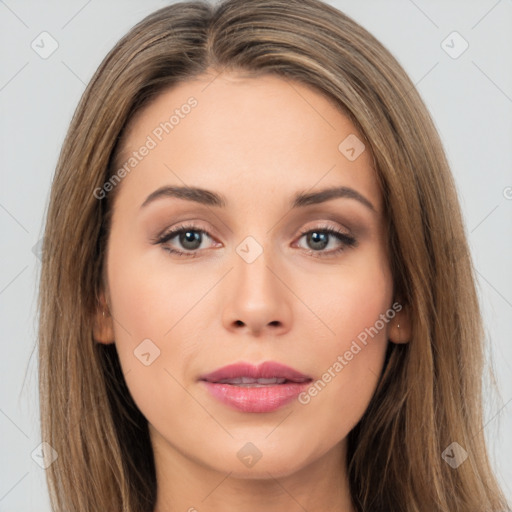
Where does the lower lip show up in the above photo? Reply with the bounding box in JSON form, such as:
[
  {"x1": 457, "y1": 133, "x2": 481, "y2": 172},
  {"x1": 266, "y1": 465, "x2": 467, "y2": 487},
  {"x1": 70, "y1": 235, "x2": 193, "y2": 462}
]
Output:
[{"x1": 201, "y1": 381, "x2": 310, "y2": 413}]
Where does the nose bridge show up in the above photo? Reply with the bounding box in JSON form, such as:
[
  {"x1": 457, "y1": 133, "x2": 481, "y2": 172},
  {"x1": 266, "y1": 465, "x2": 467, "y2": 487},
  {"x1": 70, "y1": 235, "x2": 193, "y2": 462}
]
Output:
[
  {"x1": 221, "y1": 231, "x2": 292, "y2": 335},
  {"x1": 233, "y1": 233, "x2": 280, "y2": 300}
]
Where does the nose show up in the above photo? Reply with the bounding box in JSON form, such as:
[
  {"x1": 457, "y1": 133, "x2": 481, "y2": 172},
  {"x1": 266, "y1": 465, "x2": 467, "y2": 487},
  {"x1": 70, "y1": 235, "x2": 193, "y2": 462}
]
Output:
[{"x1": 221, "y1": 242, "x2": 292, "y2": 338}]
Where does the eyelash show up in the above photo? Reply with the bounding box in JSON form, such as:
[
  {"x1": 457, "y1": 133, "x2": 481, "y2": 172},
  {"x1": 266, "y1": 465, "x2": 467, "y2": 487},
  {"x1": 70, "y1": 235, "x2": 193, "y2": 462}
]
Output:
[{"x1": 153, "y1": 223, "x2": 357, "y2": 259}]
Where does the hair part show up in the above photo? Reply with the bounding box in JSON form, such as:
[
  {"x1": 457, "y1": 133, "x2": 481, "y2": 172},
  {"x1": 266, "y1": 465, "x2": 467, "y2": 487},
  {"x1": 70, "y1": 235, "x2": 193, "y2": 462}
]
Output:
[{"x1": 38, "y1": 0, "x2": 509, "y2": 510}]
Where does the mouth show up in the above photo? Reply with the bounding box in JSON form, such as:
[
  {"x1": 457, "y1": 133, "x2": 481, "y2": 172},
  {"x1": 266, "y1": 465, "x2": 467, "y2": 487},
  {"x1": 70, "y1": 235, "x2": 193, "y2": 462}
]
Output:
[
  {"x1": 199, "y1": 361, "x2": 313, "y2": 413},
  {"x1": 212, "y1": 376, "x2": 308, "y2": 386}
]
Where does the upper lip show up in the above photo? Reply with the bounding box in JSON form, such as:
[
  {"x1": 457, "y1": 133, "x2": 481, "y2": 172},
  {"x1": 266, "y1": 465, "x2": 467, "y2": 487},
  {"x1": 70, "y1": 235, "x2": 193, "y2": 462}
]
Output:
[{"x1": 199, "y1": 361, "x2": 312, "y2": 384}]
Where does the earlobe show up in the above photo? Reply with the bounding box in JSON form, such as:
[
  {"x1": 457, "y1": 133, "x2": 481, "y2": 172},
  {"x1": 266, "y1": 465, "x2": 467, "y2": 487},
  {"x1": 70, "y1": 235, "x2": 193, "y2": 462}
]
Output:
[
  {"x1": 92, "y1": 293, "x2": 115, "y2": 344},
  {"x1": 388, "y1": 306, "x2": 411, "y2": 344}
]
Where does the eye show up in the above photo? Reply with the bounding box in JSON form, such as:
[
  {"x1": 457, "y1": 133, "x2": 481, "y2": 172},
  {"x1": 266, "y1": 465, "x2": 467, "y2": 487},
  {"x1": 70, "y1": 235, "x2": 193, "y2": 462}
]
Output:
[
  {"x1": 154, "y1": 223, "x2": 216, "y2": 258},
  {"x1": 153, "y1": 222, "x2": 357, "y2": 258},
  {"x1": 295, "y1": 224, "x2": 357, "y2": 257}
]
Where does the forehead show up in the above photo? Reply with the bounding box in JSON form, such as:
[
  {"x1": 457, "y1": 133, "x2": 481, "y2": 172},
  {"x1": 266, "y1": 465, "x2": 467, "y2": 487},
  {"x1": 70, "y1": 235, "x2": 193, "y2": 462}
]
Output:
[{"x1": 113, "y1": 71, "x2": 381, "y2": 214}]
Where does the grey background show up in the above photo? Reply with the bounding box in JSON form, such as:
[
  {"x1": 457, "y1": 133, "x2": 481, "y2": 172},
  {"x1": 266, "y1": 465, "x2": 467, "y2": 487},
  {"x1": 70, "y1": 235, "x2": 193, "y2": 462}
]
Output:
[{"x1": 1, "y1": 0, "x2": 511, "y2": 510}]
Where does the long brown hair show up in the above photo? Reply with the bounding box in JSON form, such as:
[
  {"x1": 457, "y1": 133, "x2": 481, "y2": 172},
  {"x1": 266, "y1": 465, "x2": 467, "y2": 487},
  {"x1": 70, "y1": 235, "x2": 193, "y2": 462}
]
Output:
[{"x1": 37, "y1": 0, "x2": 510, "y2": 510}]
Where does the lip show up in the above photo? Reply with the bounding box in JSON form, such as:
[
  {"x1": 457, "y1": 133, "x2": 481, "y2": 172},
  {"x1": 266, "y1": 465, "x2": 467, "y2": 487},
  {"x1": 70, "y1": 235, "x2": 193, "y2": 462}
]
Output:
[{"x1": 199, "y1": 361, "x2": 312, "y2": 413}]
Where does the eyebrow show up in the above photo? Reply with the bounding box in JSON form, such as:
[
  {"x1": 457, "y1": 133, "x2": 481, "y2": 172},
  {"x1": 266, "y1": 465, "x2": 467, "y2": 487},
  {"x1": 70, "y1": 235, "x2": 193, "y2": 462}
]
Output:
[{"x1": 140, "y1": 185, "x2": 376, "y2": 212}]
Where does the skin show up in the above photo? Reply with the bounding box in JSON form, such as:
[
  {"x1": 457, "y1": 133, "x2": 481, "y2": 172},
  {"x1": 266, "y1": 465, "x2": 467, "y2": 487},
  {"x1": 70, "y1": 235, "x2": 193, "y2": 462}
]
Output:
[{"x1": 94, "y1": 71, "x2": 411, "y2": 512}]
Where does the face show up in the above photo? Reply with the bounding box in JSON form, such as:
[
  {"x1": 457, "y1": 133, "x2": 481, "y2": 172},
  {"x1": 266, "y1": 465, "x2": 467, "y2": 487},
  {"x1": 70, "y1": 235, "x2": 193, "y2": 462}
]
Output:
[{"x1": 96, "y1": 71, "x2": 404, "y2": 480}]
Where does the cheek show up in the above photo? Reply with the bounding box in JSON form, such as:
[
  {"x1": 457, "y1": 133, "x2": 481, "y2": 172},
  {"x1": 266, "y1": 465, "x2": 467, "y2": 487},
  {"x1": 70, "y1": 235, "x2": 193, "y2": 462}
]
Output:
[
  {"x1": 296, "y1": 251, "x2": 393, "y2": 431},
  {"x1": 299, "y1": 246, "x2": 393, "y2": 347},
  {"x1": 105, "y1": 245, "x2": 202, "y2": 428},
  {"x1": 104, "y1": 240, "x2": 191, "y2": 386},
  {"x1": 106, "y1": 239, "x2": 203, "y2": 343}
]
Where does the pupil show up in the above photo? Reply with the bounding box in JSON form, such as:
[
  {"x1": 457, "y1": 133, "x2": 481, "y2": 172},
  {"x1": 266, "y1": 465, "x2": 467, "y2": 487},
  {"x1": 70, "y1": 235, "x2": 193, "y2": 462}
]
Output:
[
  {"x1": 308, "y1": 231, "x2": 328, "y2": 250},
  {"x1": 181, "y1": 231, "x2": 201, "y2": 250}
]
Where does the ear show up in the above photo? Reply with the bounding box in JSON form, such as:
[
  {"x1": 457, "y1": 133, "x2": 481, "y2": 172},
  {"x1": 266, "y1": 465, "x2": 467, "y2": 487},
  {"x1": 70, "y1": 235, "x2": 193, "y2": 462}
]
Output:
[
  {"x1": 388, "y1": 304, "x2": 411, "y2": 344},
  {"x1": 92, "y1": 291, "x2": 115, "y2": 344}
]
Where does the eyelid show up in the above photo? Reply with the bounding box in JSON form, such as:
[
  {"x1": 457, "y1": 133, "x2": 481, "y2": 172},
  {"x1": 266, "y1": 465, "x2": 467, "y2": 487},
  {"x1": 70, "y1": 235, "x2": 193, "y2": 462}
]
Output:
[
  {"x1": 153, "y1": 220, "x2": 351, "y2": 243},
  {"x1": 296, "y1": 220, "x2": 351, "y2": 236},
  {"x1": 154, "y1": 221, "x2": 216, "y2": 243}
]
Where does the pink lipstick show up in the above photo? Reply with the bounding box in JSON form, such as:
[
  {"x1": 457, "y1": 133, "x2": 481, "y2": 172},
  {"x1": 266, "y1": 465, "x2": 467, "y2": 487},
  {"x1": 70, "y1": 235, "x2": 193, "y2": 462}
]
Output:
[{"x1": 199, "y1": 361, "x2": 312, "y2": 413}]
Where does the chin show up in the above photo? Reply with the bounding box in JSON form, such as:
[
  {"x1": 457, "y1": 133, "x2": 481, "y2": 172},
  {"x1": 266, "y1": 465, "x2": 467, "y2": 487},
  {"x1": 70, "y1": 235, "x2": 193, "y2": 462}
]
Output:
[{"x1": 204, "y1": 437, "x2": 320, "y2": 480}]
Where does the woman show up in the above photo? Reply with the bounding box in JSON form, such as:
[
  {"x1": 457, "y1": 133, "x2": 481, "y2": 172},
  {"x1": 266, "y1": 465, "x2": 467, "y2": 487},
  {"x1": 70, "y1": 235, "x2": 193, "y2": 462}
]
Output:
[{"x1": 37, "y1": 0, "x2": 510, "y2": 510}]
